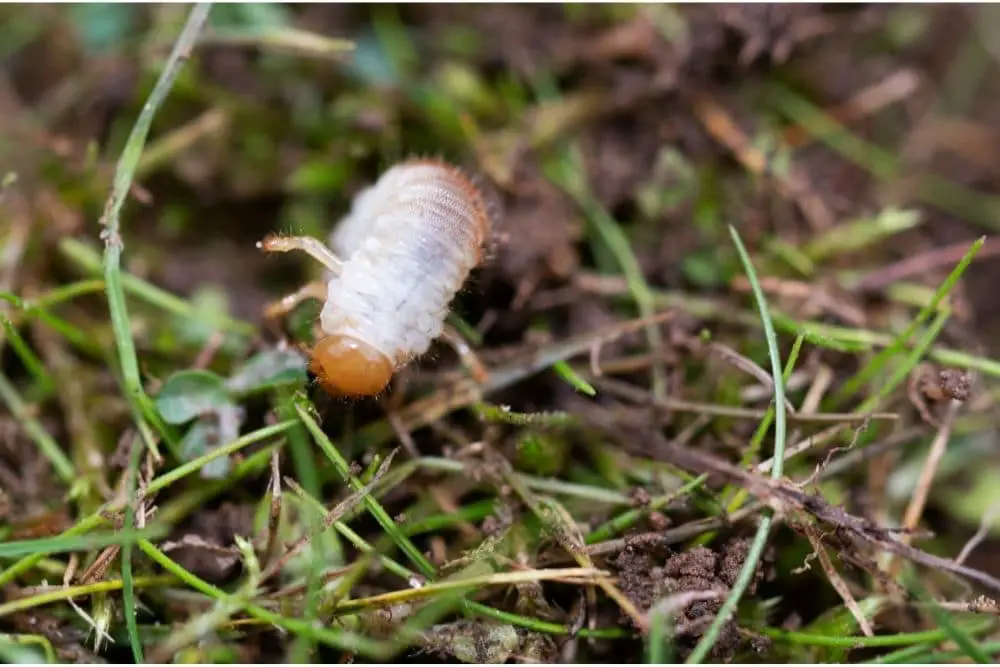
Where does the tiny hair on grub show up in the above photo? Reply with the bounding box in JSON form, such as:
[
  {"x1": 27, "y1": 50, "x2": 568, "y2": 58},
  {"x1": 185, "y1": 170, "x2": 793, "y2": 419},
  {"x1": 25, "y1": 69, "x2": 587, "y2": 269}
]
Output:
[{"x1": 260, "y1": 157, "x2": 494, "y2": 397}]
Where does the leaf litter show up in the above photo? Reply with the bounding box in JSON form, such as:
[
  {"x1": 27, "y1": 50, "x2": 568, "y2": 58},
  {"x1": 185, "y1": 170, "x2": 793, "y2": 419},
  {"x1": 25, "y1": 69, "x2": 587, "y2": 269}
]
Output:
[{"x1": 3, "y1": 3, "x2": 1000, "y2": 664}]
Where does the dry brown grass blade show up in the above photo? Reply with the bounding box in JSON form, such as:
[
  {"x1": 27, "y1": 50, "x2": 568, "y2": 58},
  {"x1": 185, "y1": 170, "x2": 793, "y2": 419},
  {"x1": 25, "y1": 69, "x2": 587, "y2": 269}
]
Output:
[
  {"x1": 329, "y1": 566, "x2": 610, "y2": 615},
  {"x1": 887, "y1": 399, "x2": 962, "y2": 579},
  {"x1": 782, "y1": 69, "x2": 921, "y2": 149},
  {"x1": 262, "y1": 449, "x2": 283, "y2": 570},
  {"x1": 803, "y1": 523, "x2": 875, "y2": 636},
  {"x1": 956, "y1": 501, "x2": 1000, "y2": 566},
  {"x1": 730, "y1": 275, "x2": 868, "y2": 327},
  {"x1": 531, "y1": 496, "x2": 649, "y2": 633},
  {"x1": 690, "y1": 91, "x2": 836, "y2": 231}
]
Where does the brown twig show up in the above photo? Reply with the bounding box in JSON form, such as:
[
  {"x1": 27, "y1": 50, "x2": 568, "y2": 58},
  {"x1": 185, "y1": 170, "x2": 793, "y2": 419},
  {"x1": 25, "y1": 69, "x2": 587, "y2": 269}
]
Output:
[
  {"x1": 363, "y1": 310, "x2": 679, "y2": 442},
  {"x1": 649, "y1": 437, "x2": 1000, "y2": 597},
  {"x1": 702, "y1": 340, "x2": 797, "y2": 415},
  {"x1": 730, "y1": 275, "x2": 868, "y2": 327},
  {"x1": 852, "y1": 236, "x2": 1000, "y2": 293},
  {"x1": 387, "y1": 410, "x2": 421, "y2": 459},
  {"x1": 192, "y1": 330, "x2": 226, "y2": 370}
]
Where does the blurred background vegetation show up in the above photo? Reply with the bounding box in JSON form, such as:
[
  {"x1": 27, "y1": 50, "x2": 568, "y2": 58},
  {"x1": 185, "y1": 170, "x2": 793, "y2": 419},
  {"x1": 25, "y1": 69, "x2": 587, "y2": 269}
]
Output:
[{"x1": 3, "y1": 3, "x2": 1000, "y2": 663}]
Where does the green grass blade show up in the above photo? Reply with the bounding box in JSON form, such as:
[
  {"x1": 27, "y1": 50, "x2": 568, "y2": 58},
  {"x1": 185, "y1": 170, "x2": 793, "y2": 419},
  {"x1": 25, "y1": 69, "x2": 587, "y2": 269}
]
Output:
[
  {"x1": 0, "y1": 513, "x2": 105, "y2": 586},
  {"x1": 295, "y1": 403, "x2": 437, "y2": 578},
  {"x1": 0, "y1": 526, "x2": 165, "y2": 559},
  {"x1": 647, "y1": 601, "x2": 676, "y2": 663},
  {"x1": 685, "y1": 225, "x2": 787, "y2": 664},
  {"x1": 463, "y1": 600, "x2": 630, "y2": 639},
  {"x1": 546, "y1": 146, "x2": 667, "y2": 399},
  {"x1": 94, "y1": 3, "x2": 214, "y2": 660},
  {"x1": 904, "y1": 571, "x2": 991, "y2": 663},
  {"x1": 727, "y1": 333, "x2": 804, "y2": 504},
  {"x1": 97, "y1": 1, "x2": 212, "y2": 449},
  {"x1": 552, "y1": 359, "x2": 597, "y2": 395},
  {"x1": 0, "y1": 315, "x2": 53, "y2": 393},
  {"x1": 281, "y1": 393, "x2": 324, "y2": 661},
  {"x1": 857, "y1": 306, "x2": 951, "y2": 415},
  {"x1": 835, "y1": 237, "x2": 983, "y2": 405},
  {"x1": 760, "y1": 619, "x2": 994, "y2": 650},
  {"x1": 766, "y1": 83, "x2": 1000, "y2": 231},
  {"x1": 121, "y1": 432, "x2": 144, "y2": 662},
  {"x1": 137, "y1": 539, "x2": 387, "y2": 658},
  {"x1": 144, "y1": 420, "x2": 295, "y2": 498},
  {"x1": 0, "y1": 291, "x2": 101, "y2": 355},
  {"x1": 59, "y1": 238, "x2": 255, "y2": 338}
]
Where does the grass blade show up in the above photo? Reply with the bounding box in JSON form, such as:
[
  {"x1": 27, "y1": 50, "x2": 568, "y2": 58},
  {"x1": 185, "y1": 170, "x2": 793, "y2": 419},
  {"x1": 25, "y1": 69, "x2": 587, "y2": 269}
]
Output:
[
  {"x1": 903, "y1": 571, "x2": 992, "y2": 664},
  {"x1": 759, "y1": 619, "x2": 994, "y2": 650},
  {"x1": 546, "y1": 146, "x2": 668, "y2": 400},
  {"x1": 295, "y1": 403, "x2": 437, "y2": 578},
  {"x1": 0, "y1": 371, "x2": 74, "y2": 484},
  {"x1": 137, "y1": 539, "x2": 386, "y2": 658},
  {"x1": 685, "y1": 225, "x2": 788, "y2": 663},
  {"x1": 0, "y1": 526, "x2": 166, "y2": 559},
  {"x1": 121, "y1": 432, "x2": 144, "y2": 662},
  {"x1": 280, "y1": 392, "x2": 325, "y2": 661},
  {"x1": 834, "y1": 237, "x2": 984, "y2": 405},
  {"x1": 95, "y1": 3, "x2": 214, "y2": 661}
]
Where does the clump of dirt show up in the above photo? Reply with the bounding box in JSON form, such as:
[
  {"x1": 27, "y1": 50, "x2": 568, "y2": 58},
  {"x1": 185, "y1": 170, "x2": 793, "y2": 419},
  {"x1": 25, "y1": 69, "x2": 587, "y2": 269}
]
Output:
[
  {"x1": 612, "y1": 536, "x2": 765, "y2": 661},
  {"x1": 420, "y1": 620, "x2": 559, "y2": 664},
  {"x1": 489, "y1": 160, "x2": 582, "y2": 309}
]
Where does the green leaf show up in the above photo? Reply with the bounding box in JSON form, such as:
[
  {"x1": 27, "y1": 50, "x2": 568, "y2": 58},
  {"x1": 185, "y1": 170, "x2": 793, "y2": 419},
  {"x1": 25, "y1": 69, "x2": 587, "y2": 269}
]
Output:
[
  {"x1": 802, "y1": 597, "x2": 881, "y2": 662},
  {"x1": 178, "y1": 403, "x2": 244, "y2": 479},
  {"x1": 155, "y1": 370, "x2": 230, "y2": 424},
  {"x1": 178, "y1": 420, "x2": 221, "y2": 479},
  {"x1": 226, "y1": 348, "x2": 309, "y2": 395}
]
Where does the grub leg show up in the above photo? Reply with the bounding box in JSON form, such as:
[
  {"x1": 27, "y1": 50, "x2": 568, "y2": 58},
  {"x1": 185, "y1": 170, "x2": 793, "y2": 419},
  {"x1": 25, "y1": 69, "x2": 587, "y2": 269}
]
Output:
[
  {"x1": 257, "y1": 233, "x2": 344, "y2": 275},
  {"x1": 264, "y1": 280, "x2": 328, "y2": 321}
]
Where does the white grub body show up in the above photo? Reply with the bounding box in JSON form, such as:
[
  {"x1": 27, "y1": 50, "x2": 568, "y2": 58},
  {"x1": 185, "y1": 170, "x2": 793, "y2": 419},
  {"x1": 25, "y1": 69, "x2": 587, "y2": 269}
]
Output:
[{"x1": 320, "y1": 159, "x2": 490, "y2": 369}]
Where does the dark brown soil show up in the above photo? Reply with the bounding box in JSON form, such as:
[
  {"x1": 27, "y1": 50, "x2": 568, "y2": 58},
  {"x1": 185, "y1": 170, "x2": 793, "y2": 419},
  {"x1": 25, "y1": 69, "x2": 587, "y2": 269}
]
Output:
[{"x1": 3, "y1": 3, "x2": 1000, "y2": 663}]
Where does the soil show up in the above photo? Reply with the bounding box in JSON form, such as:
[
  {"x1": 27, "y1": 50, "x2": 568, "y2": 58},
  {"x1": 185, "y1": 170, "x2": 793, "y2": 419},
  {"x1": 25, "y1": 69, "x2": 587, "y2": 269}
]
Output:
[{"x1": 3, "y1": 3, "x2": 1000, "y2": 664}]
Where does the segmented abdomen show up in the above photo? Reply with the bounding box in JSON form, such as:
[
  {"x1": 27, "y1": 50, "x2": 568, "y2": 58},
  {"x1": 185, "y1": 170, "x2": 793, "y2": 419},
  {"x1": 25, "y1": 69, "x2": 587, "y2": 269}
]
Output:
[{"x1": 320, "y1": 159, "x2": 490, "y2": 365}]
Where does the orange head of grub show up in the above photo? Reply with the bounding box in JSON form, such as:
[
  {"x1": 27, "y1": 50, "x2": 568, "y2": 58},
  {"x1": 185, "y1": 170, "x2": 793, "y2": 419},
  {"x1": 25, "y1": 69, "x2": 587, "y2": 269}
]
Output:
[{"x1": 308, "y1": 334, "x2": 394, "y2": 397}]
